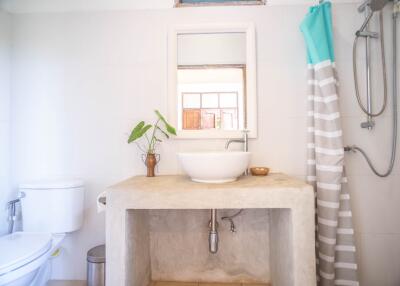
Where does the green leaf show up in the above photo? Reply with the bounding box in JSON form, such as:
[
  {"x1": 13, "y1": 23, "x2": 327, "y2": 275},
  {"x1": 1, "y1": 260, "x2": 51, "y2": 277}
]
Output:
[
  {"x1": 128, "y1": 122, "x2": 152, "y2": 143},
  {"x1": 133, "y1": 121, "x2": 145, "y2": 133},
  {"x1": 128, "y1": 121, "x2": 145, "y2": 143},
  {"x1": 165, "y1": 124, "x2": 177, "y2": 135},
  {"x1": 154, "y1": 110, "x2": 166, "y2": 122},
  {"x1": 154, "y1": 110, "x2": 177, "y2": 136},
  {"x1": 139, "y1": 124, "x2": 152, "y2": 137}
]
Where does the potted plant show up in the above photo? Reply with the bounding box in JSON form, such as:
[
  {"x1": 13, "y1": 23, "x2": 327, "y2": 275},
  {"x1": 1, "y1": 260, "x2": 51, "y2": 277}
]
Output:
[{"x1": 128, "y1": 110, "x2": 177, "y2": 177}]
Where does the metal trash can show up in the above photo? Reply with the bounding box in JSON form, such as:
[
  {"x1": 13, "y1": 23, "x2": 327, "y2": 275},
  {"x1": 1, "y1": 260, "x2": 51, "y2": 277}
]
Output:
[{"x1": 87, "y1": 244, "x2": 105, "y2": 286}]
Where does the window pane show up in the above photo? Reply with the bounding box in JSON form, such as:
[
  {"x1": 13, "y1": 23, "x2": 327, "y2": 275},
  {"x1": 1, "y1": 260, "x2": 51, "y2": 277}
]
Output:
[
  {"x1": 183, "y1": 109, "x2": 201, "y2": 130},
  {"x1": 201, "y1": 110, "x2": 218, "y2": 129},
  {"x1": 220, "y1": 93, "x2": 237, "y2": 108},
  {"x1": 202, "y1": 93, "x2": 219, "y2": 108},
  {"x1": 221, "y1": 109, "x2": 238, "y2": 130},
  {"x1": 183, "y1": 93, "x2": 200, "y2": 108}
]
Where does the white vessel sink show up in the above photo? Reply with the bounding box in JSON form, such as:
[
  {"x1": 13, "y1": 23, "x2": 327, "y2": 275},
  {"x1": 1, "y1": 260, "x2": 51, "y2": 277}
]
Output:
[{"x1": 178, "y1": 152, "x2": 251, "y2": 183}]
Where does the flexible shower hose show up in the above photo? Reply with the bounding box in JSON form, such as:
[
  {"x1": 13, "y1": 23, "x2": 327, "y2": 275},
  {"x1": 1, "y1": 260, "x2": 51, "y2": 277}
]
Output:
[{"x1": 347, "y1": 10, "x2": 398, "y2": 177}]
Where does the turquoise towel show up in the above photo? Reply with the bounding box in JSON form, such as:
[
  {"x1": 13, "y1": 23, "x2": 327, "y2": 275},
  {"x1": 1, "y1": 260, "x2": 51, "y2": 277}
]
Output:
[{"x1": 300, "y1": 1, "x2": 335, "y2": 65}]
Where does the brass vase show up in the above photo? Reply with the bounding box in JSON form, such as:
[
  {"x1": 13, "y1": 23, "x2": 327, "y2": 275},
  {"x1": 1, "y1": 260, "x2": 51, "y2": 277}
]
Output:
[{"x1": 145, "y1": 153, "x2": 158, "y2": 177}]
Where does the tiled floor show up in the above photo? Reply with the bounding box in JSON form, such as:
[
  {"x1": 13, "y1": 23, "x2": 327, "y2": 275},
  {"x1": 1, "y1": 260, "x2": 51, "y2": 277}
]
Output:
[{"x1": 152, "y1": 282, "x2": 270, "y2": 286}]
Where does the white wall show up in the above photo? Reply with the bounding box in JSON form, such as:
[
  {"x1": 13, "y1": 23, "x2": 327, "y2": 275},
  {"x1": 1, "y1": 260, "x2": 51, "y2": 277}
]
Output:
[
  {"x1": 0, "y1": 0, "x2": 359, "y2": 13},
  {"x1": 0, "y1": 9, "x2": 11, "y2": 236},
  {"x1": 6, "y1": 2, "x2": 400, "y2": 285}
]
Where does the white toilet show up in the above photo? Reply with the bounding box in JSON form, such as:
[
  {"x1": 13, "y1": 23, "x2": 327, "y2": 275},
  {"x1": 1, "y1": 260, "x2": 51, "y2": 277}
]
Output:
[{"x1": 0, "y1": 179, "x2": 84, "y2": 286}]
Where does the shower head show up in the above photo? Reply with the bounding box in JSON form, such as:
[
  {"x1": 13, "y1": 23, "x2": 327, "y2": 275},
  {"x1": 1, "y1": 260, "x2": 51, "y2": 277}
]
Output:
[
  {"x1": 358, "y1": 0, "x2": 391, "y2": 13},
  {"x1": 356, "y1": 0, "x2": 391, "y2": 35},
  {"x1": 369, "y1": 0, "x2": 390, "y2": 11}
]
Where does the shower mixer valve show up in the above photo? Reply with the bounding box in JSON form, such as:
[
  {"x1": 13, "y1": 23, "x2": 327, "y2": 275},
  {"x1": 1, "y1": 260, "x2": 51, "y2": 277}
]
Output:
[{"x1": 360, "y1": 120, "x2": 375, "y2": 129}]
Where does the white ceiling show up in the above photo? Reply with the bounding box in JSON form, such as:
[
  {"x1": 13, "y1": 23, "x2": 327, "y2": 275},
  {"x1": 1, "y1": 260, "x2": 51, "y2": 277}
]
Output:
[{"x1": 0, "y1": 0, "x2": 359, "y2": 13}]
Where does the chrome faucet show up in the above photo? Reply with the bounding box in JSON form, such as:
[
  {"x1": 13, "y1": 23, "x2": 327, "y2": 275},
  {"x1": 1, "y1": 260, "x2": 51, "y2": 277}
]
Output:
[
  {"x1": 225, "y1": 130, "x2": 249, "y2": 152},
  {"x1": 225, "y1": 130, "x2": 249, "y2": 175}
]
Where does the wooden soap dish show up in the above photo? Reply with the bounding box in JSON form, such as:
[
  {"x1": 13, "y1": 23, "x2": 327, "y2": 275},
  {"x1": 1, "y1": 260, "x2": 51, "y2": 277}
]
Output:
[{"x1": 250, "y1": 167, "x2": 270, "y2": 176}]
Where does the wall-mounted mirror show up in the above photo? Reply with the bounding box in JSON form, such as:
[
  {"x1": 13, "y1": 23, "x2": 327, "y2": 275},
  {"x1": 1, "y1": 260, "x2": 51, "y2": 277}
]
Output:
[{"x1": 168, "y1": 23, "x2": 257, "y2": 139}]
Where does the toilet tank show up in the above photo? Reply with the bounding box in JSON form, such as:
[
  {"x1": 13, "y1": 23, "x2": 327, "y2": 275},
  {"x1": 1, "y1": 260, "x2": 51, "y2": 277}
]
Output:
[{"x1": 19, "y1": 179, "x2": 84, "y2": 233}]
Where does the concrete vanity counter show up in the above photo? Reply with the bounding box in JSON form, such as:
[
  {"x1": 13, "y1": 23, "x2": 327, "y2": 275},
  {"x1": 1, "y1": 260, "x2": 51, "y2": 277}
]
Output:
[{"x1": 106, "y1": 174, "x2": 316, "y2": 286}]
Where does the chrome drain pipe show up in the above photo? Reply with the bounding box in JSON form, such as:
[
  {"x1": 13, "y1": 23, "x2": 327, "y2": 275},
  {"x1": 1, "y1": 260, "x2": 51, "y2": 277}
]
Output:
[{"x1": 208, "y1": 209, "x2": 218, "y2": 254}]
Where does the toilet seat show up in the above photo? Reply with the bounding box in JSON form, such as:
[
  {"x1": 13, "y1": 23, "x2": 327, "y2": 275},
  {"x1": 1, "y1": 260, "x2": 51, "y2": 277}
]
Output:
[
  {"x1": 0, "y1": 232, "x2": 65, "y2": 286},
  {"x1": 0, "y1": 232, "x2": 52, "y2": 283}
]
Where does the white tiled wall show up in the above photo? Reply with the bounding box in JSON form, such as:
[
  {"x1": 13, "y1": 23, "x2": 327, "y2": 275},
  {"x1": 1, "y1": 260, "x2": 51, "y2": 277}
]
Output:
[
  {"x1": 3, "y1": 2, "x2": 400, "y2": 285},
  {"x1": 0, "y1": 10, "x2": 11, "y2": 236}
]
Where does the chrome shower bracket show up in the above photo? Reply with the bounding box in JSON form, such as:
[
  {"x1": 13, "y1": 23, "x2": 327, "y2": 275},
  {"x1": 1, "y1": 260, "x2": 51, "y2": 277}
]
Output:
[{"x1": 356, "y1": 31, "x2": 379, "y2": 38}]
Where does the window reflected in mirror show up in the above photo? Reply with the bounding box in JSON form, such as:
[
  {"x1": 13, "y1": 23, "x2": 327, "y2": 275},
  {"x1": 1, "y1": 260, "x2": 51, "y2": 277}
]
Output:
[
  {"x1": 178, "y1": 66, "x2": 245, "y2": 131},
  {"x1": 176, "y1": 32, "x2": 247, "y2": 132}
]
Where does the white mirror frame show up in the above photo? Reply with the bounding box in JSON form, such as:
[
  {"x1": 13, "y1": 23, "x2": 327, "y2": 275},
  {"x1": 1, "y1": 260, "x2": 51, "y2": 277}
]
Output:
[{"x1": 167, "y1": 23, "x2": 257, "y2": 139}]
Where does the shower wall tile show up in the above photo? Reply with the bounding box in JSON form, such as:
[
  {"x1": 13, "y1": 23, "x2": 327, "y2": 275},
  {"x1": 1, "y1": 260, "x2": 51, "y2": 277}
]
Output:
[
  {"x1": 255, "y1": 9, "x2": 285, "y2": 64},
  {"x1": 358, "y1": 234, "x2": 400, "y2": 286},
  {"x1": 387, "y1": 235, "x2": 400, "y2": 285},
  {"x1": 249, "y1": 114, "x2": 308, "y2": 176},
  {"x1": 282, "y1": 116, "x2": 308, "y2": 176},
  {"x1": 358, "y1": 234, "x2": 391, "y2": 286},
  {"x1": 332, "y1": 4, "x2": 364, "y2": 63},
  {"x1": 335, "y1": 67, "x2": 365, "y2": 118},
  {"x1": 347, "y1": 174, "x2": 400, "y2": 235}
]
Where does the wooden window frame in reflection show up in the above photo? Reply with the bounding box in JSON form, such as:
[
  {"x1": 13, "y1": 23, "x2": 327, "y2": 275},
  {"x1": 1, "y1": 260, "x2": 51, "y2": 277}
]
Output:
[{"x1": 179, "y1": 64, "x2": 246, "y2": 131}]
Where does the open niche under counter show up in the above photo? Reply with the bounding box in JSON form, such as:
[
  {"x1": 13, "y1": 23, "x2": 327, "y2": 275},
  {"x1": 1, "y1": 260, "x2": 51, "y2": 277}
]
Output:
[{"x1": 106, "y1": 174, "x2": 316, "y2": 286}]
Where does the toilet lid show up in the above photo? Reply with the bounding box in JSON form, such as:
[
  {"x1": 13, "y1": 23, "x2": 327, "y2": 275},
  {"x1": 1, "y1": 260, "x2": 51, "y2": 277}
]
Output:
[
  {"x1": 19, "y1": 179, "x2": 84, "y2": 189},
  {"x1": 0, "y1": 232, "x2": 52, "y2": 275}
]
